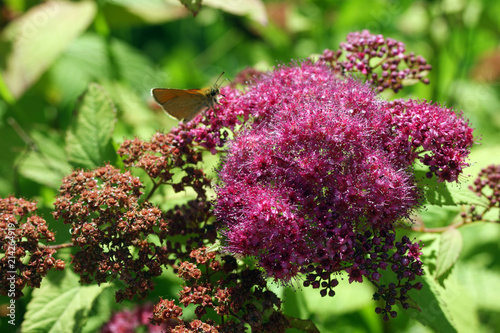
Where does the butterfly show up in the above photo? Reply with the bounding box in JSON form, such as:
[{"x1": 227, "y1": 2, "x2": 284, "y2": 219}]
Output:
[{"x1": 151, "y1": 72, "x2": 225, "y2": 122}]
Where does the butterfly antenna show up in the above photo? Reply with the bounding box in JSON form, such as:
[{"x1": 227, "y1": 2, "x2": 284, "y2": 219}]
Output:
[{"x1": 214, "y1": 71, "x2": 225, "y2": 88}]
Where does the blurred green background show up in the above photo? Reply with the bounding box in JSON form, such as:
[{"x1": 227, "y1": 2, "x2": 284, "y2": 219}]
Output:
[{"x1": 1, "y1": 1, "x2": 500, "y2": 332}]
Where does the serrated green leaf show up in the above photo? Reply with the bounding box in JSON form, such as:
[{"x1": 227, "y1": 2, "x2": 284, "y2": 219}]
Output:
[
  {"x1": 407, "y1": 275, "x2": 458, "y2": 333},
  {"x1": 49, "y1": 33, "x2": 160, "y2": 106},
  {"x1": 435, "y1": 228, "x2": 462, "y2": 281},
  {"x1": 21, "y1": 269, "x2": 109, "y2": 333},
  {"x1": 101, "y1": 81, "x2": 163, "y2": 139},
  {"x1": 82, "y1": 287, "x2": 116, "y2": 333},
  {"x1": 403, "y1": 271, "x2": 482, "y2": 333},
  {"x1": 430, "y1": 273, "x2": 480, "y2": 333},
  {"x1": 66, "y1": 83, "x2": 117, "y2": 169},
  {"x1": 1, "y1": 1, "x2": 96, "y2": 99},
  {"x1": 445, "y1": 183, "x2": 489, "y2": 207},
  {"x1": 18, "y1": 129, "x2": 72, "y2": 188},
  {"x1": 416, "y1": 170, "x2": 488, "y2": 207}
]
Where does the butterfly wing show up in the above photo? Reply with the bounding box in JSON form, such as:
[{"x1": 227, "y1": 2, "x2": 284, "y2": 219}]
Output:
[{"x1": 151, "y1": 88, "x2": 211, "y2": 121}]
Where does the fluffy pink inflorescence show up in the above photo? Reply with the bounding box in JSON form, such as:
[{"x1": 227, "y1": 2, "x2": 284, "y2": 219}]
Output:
[
  {"x1": 379, "y1": 99, "x2": 475, "y2": 182},
  {"x1": 213, "y1": 61, "x2": 474, "y2": 282},
  {"x1": 320, "y1": 29, "x2": 432, "y2": 93},
  {"x1": 101, "y1": 303, "x2": 168, "y2": 333}
]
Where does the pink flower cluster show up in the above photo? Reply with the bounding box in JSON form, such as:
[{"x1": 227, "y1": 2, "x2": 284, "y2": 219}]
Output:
[
  {"x1": 320, "y1": 29, "x2": 432, "y2": 92},
  {"x1": 101, "y1": 304, "x2": 168, "y2": 333},
  {"x1": 213, "y1": 61, "x2": 473, "y2": 288}
]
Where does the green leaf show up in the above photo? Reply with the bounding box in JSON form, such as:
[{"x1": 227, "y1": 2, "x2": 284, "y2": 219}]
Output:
[
  {"x1": 204, "y1": 0, "x2": 268, "y2": 25},
  {"x1": 101, "y1": 81, "x2": 165, "y2": 140},
  {"x1": 82, "y1": 287, "x2": 116, "y2": 333},
  {"x1": 286, "y1": 315, "x2": 320, "y2": 333},
  {"x1": 446, "y1": 182, "x2": 489, "y2": 207},
  {"x1": 1, "y1": 1, "x2": 96, "y2": 99},
  {"x1": 66, "y1": 83, "x2": 117, "y2": 169},
  {"x1": 435, "y1": 273, "x2": 481, "y2": 333},
  {"x1": 460, "y1": 223, "x2": 500, "y2": 259},
  {"x1": 100, "y1": 0, "x2": 267, "y2": 27},
  {"x1": 375, "y1": 246, "x2": 474, "y2": 332},
  {"x1": 435, "y1": 228, "x2": 462, "y2": 282},
  {"x1": 283, "y1": 285, "x2": 309, "y2": 319},
  {"x1": 298, "y1": 271, "x2": 374, "y2": 318},
  {"x1": 416, "y1": 170, "x2": 488, "y2": 207},
  {"x1": 18, "y1": 129, "x2": 72, "y2": 188},
  {"x1": 101, "y1": 0, "x2": 190, "y2": 27},
  {"x1": 49, "y1": 33, "x2": 161, "y2": 107},
  {"x1": 408, "y1": 274, "x2": 471, "y2": 333},
  {"x1": 455, "y1": 262, "x2": 500, "y2": 312},
  {"x1": 21, "y1": 269, "x2": 109, "y2": 333}
]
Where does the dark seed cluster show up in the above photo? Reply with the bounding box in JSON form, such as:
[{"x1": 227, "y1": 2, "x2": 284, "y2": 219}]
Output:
[
  {"x1": 0, "y1": 196, "x2": 65, "y2": 298},
  {"x1": 301, "y1": 231, "x2": 424, "y2": 321},
  {"x1": 149, "y1": 247, "x2": 289, "y2": 332},
  {"x1": 52, "y1": 165, "x2": 169, "y2": 302}
]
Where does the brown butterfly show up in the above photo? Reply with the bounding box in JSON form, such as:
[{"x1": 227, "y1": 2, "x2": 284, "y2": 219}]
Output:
[{"x1": 151, "y1": 72, "x2": 225, "y2": 122}]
